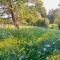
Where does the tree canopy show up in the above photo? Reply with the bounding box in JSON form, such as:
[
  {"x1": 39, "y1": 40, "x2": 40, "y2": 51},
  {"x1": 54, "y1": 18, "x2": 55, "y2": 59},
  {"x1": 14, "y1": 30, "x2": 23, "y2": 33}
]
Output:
[{"x1": 0, "y1": 0, "x2": 47, "y2": 27}]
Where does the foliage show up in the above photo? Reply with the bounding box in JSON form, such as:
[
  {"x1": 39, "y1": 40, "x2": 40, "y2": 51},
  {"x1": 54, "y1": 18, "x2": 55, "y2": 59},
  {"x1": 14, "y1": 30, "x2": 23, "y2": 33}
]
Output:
[
  {"x1": 48, "y1": 8, "x2": 60, "y2": 29},
  {"x1": 48, "y1": 50, "x2": 60, "y2": 60},
  {"x1": 35, "y1": 18, "x2": 49, "y2": 27},
  {"x1": 0, "y1": 27, "x2": 60, "y2": 60},
  {"x1": 48, "y1": 24, "x2": 58, "y2": 29},
  {"x1": 0, "y1": 0, "x2": 47, "y2": 26},
  {"x1": 48, "y1": 9, "x2": 55, "y2": 23},
  {"x1": 18, "y1": 3, "x2": 40, "y2": 25},
  {"x1": 0, "y1": 18, "x2": 12, "y2": 24}
]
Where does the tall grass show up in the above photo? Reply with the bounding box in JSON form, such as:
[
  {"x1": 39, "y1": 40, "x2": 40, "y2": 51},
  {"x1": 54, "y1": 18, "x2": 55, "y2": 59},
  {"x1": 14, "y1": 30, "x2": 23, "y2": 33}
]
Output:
[{"x1": 0, "y1": 27, "x2": 60, "y2": 60}]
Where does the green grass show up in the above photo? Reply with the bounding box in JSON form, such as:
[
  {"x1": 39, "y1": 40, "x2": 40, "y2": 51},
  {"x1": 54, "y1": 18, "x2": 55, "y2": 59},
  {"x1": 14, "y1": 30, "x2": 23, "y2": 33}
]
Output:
[{"x1": 0, "y1": 27, "x2": 60, "y2": 60}]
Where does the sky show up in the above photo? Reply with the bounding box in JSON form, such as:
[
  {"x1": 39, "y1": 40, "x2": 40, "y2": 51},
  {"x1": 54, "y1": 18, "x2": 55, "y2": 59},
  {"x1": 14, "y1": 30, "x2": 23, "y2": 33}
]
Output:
[{"x1": 43, "y1": 0, "x2": 59, "y2": 13}]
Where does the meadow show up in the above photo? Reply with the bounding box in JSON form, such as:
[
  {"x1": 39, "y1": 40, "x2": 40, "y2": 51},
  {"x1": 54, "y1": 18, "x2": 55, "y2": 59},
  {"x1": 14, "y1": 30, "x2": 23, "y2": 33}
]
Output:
[{"x1": 0, "y1": 27, "x2": 60, "y2": 60}]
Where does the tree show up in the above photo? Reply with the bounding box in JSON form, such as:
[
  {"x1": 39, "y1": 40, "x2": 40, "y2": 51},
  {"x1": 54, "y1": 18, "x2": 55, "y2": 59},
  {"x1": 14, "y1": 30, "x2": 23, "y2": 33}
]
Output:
[
  {"x1": 54, "y1": 9, "x2": 60, "y2": 28},
  {"x1": 48, "y1": 9, "x2": 55, "y2": 23},
  {"x1": 0, "y1": 0, "x2": 46, "y2": 27},
  {"x1": 0, "y1": 0, "x2": 20, "y2": 28},
  {"x1": 33, "y1": 0, "x2": 46, "y2": 17}
]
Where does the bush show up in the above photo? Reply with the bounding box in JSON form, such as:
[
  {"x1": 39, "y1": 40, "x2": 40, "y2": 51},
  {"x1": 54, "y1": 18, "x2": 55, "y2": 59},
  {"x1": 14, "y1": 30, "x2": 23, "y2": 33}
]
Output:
[
  {"x1": 36, "y1": 18, "x2": 49, "y2": 28},
  {"x1": 48, "y1": 24, "x2": 58, "y2": 29},
  {"x1": 48, "y1": 50, "x2": 60, "y2": 60}
]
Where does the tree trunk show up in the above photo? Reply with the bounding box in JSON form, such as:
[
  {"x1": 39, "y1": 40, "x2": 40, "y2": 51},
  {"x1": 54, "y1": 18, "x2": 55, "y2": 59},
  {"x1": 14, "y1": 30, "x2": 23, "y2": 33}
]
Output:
[
  {"x1": 9, "y1": 3, "x2": 19, "y2": 29},
  {"x1": 11, "y1": 10, "x2": 19, "y2": 29}
]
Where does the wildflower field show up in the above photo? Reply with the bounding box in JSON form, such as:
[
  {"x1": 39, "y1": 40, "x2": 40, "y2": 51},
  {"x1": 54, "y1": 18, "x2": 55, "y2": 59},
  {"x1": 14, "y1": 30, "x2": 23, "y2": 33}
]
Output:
[{"x1": 0, "y1": 27, "x2": 60, "y2": 60}]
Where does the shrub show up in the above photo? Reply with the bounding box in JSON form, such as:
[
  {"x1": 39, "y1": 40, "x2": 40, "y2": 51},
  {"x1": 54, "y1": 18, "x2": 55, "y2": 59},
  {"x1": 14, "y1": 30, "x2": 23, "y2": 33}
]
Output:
[
  {"x1": 36, "y1": 18, "x2": 49, "y2": 28},
  {"x1": 48, "y1": 24, "x2": 58, "y2": 29}
]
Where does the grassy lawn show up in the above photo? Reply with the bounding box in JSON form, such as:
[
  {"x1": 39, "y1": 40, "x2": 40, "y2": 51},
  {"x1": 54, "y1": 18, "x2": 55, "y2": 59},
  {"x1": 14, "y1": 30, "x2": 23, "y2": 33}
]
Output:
[{"x1": 0, "y1": 27, "x2": 60, "y2": 60}]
